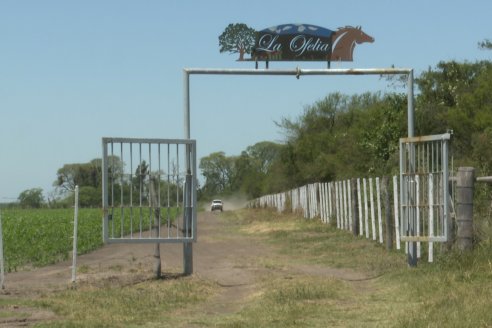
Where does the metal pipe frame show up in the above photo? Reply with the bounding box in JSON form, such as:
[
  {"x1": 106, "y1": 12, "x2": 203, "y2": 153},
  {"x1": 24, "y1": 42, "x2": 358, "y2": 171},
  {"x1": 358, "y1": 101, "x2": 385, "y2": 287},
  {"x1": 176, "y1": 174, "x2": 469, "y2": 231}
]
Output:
[
  {"x1": 183, "y1": 66, "x2": 415, "y2": 140},
  {"x1": 183, "y1": 66, "x2": 416, "y2": 269},
  {"x1": 102, "y1": 138, "x2": 197, "y2": 245}
]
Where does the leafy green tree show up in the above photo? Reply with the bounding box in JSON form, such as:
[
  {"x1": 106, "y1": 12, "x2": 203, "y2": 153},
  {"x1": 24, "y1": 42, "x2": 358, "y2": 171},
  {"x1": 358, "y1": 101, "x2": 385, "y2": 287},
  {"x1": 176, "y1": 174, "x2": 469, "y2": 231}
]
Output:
[
  {"x1": 54, "y1": 159, "x2": 103, "y2": 192},
  {"x1": 199, "y1": 152, "x2": 236, "y2": 196},
  {"x1": 219, "y1": 23, "x2": 257, "y2": 61},
  {"x1": 18, "y1": 188, "x2": 44, "y2": 208},
  {"x1": 358, "y1": 93, "x2": 406, "y2": 174},
  {"x1": 416, "y1": 60, "x2": 492, "y2": 163},
  {"x1": 276, "y1": 92, "x2": 388, "y2": 184},
  {"x1": 245, "y1": 141, "x2": 282, "y2": 174},
  {"x1": 53, "y1": 157, "x2": 123, "y2": 207},
  {"x1": 416, "y1": 61, "x2": 488, "y2": 109}
]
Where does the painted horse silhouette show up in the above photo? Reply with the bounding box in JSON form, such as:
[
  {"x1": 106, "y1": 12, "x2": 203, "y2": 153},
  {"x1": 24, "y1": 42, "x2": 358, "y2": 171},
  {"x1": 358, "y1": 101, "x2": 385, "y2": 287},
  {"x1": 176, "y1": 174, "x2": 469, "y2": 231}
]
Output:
[
  {"x1": 331, "y1": 26, "x2": 374, "y2": 61},
  {"x1": 251, "y1": 24, "x2": 374, "y2": 62}
]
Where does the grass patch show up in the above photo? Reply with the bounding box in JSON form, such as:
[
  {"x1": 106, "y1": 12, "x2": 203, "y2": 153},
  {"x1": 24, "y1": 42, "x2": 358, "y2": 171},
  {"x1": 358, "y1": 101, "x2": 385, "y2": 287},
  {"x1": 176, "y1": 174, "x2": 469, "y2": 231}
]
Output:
[
  {"x1": 221, "y1": 208, "x2": 492, "y2": 327},
  {"x1": 33, "y1": 277, "x2": 216, "y2": 327},
  {"x1": 199, "y1": 275, "x2": 405, "y2": 328},
  {"x1": 233, "y1": 208, "x2": 407, "y2": 275}
]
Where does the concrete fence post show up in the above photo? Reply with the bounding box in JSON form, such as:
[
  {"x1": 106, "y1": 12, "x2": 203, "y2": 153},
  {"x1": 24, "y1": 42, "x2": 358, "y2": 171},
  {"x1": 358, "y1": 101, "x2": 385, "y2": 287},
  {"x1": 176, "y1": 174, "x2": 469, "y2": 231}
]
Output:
[
  {"x1": 456, "y1": 167, "x2": 475, "y2": 251},
  {"x1": 351, "y1": 179, "x2": 359, "y2": 236}
]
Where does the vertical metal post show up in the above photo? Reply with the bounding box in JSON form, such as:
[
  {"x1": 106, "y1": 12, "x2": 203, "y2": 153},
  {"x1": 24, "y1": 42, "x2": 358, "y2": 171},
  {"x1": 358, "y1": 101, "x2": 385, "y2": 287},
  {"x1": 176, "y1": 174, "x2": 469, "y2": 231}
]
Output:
[
  {"x1": 191, "y1": 143, "x2": 198, "y2": 239},
  {"x1": 407, "y1": 70, "x2": 414, "y2": 138},
  {"x1": 407, "y1": 69, "x2": 417, "y2": 267},
  {"x1": 443, "y1": 139, "x2": 451, "y2": 247},
  {"x1": 0, "y1": 209, "x2": 5, "y2": 289},
  {"x1": 72, "y1": 185, "x2": 79, "y2": 284},
  {"x1": 183, "y1": 70, "x2": 193, "y2": 275},
  {"x1": 102, "y1": 140, "x2": 109, "y2": 243}
]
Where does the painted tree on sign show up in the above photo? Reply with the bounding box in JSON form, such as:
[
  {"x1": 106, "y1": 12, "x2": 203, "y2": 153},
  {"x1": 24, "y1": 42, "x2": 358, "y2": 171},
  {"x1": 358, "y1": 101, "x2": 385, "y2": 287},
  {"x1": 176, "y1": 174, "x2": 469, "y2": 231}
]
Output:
[{"x1": 219, "y1": 23, "x2": 257, "y2": 61}]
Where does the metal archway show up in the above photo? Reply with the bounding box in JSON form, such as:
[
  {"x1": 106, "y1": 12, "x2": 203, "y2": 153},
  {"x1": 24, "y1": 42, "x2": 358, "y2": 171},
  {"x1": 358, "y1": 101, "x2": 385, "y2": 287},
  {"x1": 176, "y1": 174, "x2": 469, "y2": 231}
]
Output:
[{"x1": 183, "y1": 67, "x2": 417, "y2": 272}]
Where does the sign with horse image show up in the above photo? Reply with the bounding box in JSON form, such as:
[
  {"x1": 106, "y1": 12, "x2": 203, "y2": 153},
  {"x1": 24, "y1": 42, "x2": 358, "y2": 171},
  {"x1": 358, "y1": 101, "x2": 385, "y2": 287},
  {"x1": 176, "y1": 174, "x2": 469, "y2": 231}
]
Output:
[{"x1": 247, "y1": 24, "x2": 374, "y2": 63}]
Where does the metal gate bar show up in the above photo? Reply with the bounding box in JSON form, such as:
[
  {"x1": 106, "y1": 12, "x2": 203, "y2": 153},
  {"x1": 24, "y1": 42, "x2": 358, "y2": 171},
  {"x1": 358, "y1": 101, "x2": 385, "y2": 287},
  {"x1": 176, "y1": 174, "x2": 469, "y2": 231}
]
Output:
[
  {"x1": 102, "y1": 137, "x2": 197, "y2": 244},
  {"x1": 399, "y1": 133, "x2": 451, "y2": 243}
]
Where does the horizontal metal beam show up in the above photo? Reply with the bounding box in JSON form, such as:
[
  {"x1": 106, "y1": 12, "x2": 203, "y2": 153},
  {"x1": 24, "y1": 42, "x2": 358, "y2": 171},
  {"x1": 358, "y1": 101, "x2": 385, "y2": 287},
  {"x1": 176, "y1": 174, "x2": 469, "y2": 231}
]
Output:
[
  {"x1": 400, "y1": 133, "x2": 452, "y2": 144},
  {"x1": 102, "y1": 137, "x2": 196, "y2": 145},
  {"x1": 184, "y1": 67, "x2": 412, "y2": 76},
  {"x1": 107, "y1": 238, "x2": 194, "y2": 244}
]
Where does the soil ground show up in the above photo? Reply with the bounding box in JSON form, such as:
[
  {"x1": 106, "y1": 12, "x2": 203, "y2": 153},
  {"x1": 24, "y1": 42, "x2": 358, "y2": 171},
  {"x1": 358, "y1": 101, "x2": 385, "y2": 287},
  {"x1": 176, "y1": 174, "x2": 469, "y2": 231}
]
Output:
[{"x1": 0, "y1": 210, "x2": 369, "y2": 326}]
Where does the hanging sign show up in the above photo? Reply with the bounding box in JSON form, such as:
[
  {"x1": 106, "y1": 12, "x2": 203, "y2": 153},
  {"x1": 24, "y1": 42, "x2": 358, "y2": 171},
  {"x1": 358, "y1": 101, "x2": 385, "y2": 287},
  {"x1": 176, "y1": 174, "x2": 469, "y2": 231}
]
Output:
[{"x1": 252, "y1": 24, "x2": 374, "y2": 63}]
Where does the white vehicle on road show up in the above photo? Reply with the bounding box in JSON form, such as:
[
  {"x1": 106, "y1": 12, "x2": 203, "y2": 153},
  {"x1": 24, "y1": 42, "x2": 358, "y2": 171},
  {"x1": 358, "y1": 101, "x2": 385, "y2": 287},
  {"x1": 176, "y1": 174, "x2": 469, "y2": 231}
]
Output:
[{"x1": 210, "y1": 199, "x2": 223, "y2": 212}]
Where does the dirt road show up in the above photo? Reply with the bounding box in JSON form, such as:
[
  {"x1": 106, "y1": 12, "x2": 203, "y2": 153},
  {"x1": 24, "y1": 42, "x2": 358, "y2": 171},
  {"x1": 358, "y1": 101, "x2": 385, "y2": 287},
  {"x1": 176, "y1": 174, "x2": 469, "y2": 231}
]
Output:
[
  {"x1": 0, "y1": 210, "x2": 368, "y2": 326},
  {"x1": 2, "y1": 210, "x2": 269, "y2": 291}
]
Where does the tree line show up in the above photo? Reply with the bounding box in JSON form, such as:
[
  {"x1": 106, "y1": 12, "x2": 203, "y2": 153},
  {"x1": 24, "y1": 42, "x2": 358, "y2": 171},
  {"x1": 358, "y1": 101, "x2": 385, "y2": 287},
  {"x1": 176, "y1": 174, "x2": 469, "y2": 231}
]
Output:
[
  {"x1": 9, "y1": 59, "x2": 492, "y2": 208},
  {"x1": 199, "y1": 59, "x2": 492, "y2": 200}
]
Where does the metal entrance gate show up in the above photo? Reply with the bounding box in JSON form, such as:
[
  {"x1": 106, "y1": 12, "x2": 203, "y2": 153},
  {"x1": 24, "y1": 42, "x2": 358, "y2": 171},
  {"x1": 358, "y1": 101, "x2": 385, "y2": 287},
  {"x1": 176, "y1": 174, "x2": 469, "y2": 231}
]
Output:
[
  {"x1": 102, "y1": 137, "x2": 197, "y2": 244},
  {"x1": 399, "y1": 133, "x2": 451, "y2": 245}
]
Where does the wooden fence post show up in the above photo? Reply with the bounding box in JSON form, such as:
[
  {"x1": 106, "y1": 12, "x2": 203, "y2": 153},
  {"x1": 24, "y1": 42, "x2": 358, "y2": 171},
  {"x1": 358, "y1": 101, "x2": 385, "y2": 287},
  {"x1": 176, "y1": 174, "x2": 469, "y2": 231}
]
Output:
[
  {"x1": 456, "y1": 167, "x2": 475, "y2": 251},
  {"x1": 351, "y1": 178, "x2": 359, "y2": 236},
  {"x1": 149, "y1": 177, "x2": 162, "y2": 279},
  {"x1": 382, "y1": 176, "x2": 393, "y2": 251}
]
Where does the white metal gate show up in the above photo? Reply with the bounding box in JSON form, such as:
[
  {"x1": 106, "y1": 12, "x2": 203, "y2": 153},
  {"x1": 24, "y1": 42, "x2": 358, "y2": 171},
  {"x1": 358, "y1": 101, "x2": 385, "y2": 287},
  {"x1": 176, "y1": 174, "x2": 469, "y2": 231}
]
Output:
[
  {"x1": 102, "y1": 137, "x2": 197, "y2": 244},
  {"x1": 399, "y1": 133, "x2": 451, "y2": 243}
]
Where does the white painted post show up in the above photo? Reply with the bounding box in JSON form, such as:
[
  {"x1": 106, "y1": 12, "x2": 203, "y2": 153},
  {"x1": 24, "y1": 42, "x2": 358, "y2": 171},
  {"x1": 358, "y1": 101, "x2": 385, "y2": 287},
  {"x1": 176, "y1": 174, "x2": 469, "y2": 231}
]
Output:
[
  {"x1": 335, "y1": 182, "x2": 340, "y2": 228},
  {"x1": 314, "y1": 184, "x2": 318, "y2": 218},
  {"x1": 303, "y1": 186, "x2": 309, "y2": 219},
  {"x1": 347, "y1": 180, "x2": 353, "y2": 232},
  {"x1": 309, "y1": 184, "x2": 314, "y2": 219},
  {"x1": 300, "y1": 188, "x2": 304, "y2": 217},
  {"x1": 342, "y1": 180, "x2": 347, "y2": 230},
  {"x1": 298, "y1": 189, "x2": 301, "y2": 215},
  {"x1": 369, "y1": 178, "x2": 376, "y2": 241},
  {"x1": 357, "y1": 178, "x2": 363, "y2": 236},
  {"x1": 71, "y1": 185, "x2": 80, "y2": 284},
  {"x1": 323, "y1": 184, "x2": 326, "y2": 221},
  {"x1": 0, "y1": 209, "x2": 5, "y2": 289},
  {"x1": 311, "y1": 183, "x2": 318, "y2": 219},
  {"x1": 328, "y1": 183, "x2": 333, "y2": 221},
  {"x1": 340, "y1": 181, "x2": 345, "y2": 229},
  {"x1": 393, "y1": 176, "x2": 401, "y2": 250},
  {"x1": 308, "y1": 185, "x2": 312, "y2": 218},
  {"x1": 376, "y1": 177, "x2": 383, "y2": 244},
  {"x1": 307, "y1": 186, "x2": 311, "y2": 218},
  {"x1": 428, "y1": 174, "x2": 434, "y2": 262},
  {"x1": 323, "y1": 183, "x2": 329, "y2": 223},
  {"x1": 363, "y1": 178, "x2": 369, "y2": 239}
]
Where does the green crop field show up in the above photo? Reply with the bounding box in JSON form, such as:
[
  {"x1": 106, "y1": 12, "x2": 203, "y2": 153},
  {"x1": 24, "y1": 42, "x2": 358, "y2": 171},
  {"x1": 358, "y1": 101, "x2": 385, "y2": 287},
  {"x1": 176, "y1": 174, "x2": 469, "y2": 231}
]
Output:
[
  {"x1": 0, "y1": 207, "x2": 180, "y2": 272},
  {"x1": 1, "y1": 208, "x2": 102, "y2": 271}
]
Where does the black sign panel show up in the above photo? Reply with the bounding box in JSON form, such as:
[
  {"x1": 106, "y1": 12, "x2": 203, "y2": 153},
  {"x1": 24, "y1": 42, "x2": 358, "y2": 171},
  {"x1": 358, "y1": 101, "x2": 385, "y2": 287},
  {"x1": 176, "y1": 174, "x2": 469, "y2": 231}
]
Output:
[{"x1": 253, "y1": 24, "x2": 334, "y2": 61}]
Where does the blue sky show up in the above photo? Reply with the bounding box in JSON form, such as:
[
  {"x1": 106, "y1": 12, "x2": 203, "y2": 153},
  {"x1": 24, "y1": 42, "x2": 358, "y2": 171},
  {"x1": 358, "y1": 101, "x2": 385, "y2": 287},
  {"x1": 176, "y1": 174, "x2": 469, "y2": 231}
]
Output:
[{"x1": 1, "y1": 0, "x2": 491, "y2": 201}]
